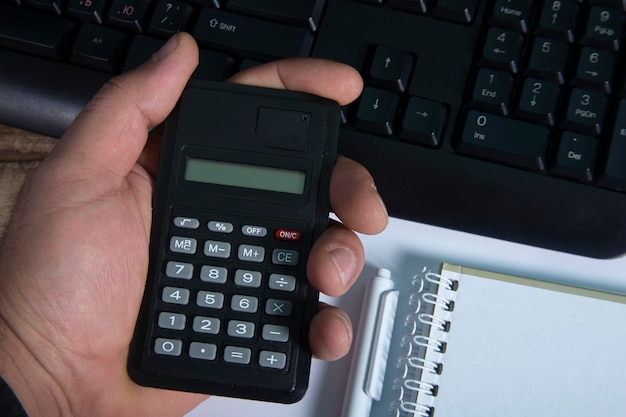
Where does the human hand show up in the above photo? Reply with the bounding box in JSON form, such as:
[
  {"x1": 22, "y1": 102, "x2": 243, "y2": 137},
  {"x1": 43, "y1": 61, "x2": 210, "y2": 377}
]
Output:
[{"x1": 0, "y1": 33, "x2": 388, "y2": 417}]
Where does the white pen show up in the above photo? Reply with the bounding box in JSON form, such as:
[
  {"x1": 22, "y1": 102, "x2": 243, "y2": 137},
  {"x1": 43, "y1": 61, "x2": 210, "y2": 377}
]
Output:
[{"x1": 341, "y1": 268, "x2": 399, "y2": 417}]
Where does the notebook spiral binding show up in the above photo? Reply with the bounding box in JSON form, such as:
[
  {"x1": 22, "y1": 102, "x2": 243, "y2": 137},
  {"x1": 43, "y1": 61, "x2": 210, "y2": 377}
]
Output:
[{"x1": 389, "y1": 267, "x2": 458, "y2": 417}]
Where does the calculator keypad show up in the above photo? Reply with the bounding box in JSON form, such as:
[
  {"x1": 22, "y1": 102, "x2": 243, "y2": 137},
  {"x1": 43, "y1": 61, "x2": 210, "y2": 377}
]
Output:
[{"x1": 150, "y1": 208, "x2": 307, "y2": 372}]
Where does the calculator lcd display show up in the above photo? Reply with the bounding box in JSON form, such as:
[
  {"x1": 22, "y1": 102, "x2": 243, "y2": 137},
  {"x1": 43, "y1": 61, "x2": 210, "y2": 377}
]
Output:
[{"x1": 184, "y1": 158, "x2": 306, "y2": 195}]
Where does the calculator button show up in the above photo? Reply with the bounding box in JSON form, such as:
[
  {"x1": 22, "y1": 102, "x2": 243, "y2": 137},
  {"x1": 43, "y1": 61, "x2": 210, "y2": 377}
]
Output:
[
  {"x1": 165, "y1": 261, "x2": 193, "y2": 279},
  {"x1": 208, "y1": 221, "x2": 234, "y2": 233},
  {"x1": 274, "y1": 228, "x2": 301, "y2": 241},
  {"x1": 162, "y1": 286, "x2": 190, "y2": 305},
  {"x1": 197, "y1": 290, "x2": 225, "y2": 309},
  {"x1": 231, "y1": 295, "x2": 259, "y2": 313},
  {"x1": 158, "y1": 312, "x2": 186, "y2": 330},
  {"x1": 272, "y1": 248, "x2": 299, "y2": 266},
  {"x1": 269, "y1": 274, "x2": 296, "y2": 292},
  {"x1": 238, "y1": 244, "x2": 265, "y2": 263},
  {"x1": 173, "y1": 217, "x2": 200, "y2": 229},
  {"x1": 259, "y1": 351, "x2": 287, "y2": 369},
  {"x1": 154, "y1": 338, "x2": 182, "y2": 356},
  {"x1": 189, "y1": 342, "x2": 217, "y2": 360},
  {"x1": 262, "y1": 324, "x2": 289, "y2": 342},
  {"x1": 241, "y1": 225, "x2": 268, "y2": 237},
  {"x1": 234, "y1": 269, "x2": 262, "y2": 288},
  {"x1": 170, "y1": 236, "x2": 197, "y2": 255},
  {"x1": 192, "y1": 316, "x2": 221, "y2": 334},
  {"x1": 200, "y1": 265, "x2": 228, "y2": 283},
  {"x1": 266, "y1": 299, "x2": 292, "y2": 316},
  {"x1": 204, "y1": 240, "x2": 231, "y2": 258},
  {"x1": 227, "y1": 320, "x2": 255, "y2": 338},
  {"x1": 224, "y1": 346, "x2": 251, "y2": 364}
]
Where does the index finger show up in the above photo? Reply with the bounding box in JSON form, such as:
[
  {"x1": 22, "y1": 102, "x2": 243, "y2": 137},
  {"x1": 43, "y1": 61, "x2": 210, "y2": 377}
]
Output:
[{"x1": 226, "y1": 58, "x2": 363, "y2": 106}]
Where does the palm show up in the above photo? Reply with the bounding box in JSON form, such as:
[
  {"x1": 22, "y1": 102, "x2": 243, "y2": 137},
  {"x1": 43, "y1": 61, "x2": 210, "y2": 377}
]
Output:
[{"x1": 1, "y1": 159, "x2": 204, "y2": 415}]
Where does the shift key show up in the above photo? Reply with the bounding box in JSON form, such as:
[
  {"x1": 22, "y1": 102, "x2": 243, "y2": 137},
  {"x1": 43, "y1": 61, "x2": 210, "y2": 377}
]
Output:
[
  {"x1": 193, "y1": 8, "x2": 313, "y2": 60},
  {"x1": 459, "y1": 111, "x2": 550, "y2": 172}
]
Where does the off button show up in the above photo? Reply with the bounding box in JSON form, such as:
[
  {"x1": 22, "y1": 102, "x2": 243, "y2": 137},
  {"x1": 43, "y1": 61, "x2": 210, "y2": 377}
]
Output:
[{"x1": 241, "y1": 225, "x2": 267, "y2": 237}]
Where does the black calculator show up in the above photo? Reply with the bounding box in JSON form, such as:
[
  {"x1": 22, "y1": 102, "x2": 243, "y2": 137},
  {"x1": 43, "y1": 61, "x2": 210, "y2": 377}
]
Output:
[{"x1": 128, "y1": 81, "x2": 340, "y2": 403}]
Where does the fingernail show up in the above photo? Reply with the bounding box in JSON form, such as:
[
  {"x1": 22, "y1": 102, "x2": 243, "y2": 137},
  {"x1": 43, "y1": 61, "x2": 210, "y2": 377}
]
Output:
[
  {"x1": 151, "y1": 33, "x2": 180, "y2": 62},
  {"x1": 330, "y1": 247, "x2": 357, "y2": 287},
  {"x1": 371, "y1": 182, "x2": 388, "y2": 218}
]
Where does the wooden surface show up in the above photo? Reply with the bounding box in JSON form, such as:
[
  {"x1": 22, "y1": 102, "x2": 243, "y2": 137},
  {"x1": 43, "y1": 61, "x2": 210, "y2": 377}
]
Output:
[{"x1": 0, "y1": 125, "x2": 57, "y2": 232}]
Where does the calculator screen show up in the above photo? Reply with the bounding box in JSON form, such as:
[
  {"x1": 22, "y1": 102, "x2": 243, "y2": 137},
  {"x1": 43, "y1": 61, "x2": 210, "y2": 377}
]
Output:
[{"x1": 184, "y1": 158, "x2": 306, "y2": 195}]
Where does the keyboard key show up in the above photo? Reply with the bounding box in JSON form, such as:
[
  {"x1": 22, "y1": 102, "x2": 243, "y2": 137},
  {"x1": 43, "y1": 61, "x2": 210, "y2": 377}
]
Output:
[
  {"x1": 599, "y1": 99, "x2": 626, "y2": 190},
  {"x1": 0, "y1": 4, "x2": 74, "y2": 60},
  {"x1": 123, "y1": 34, "x2": 165, "y2": 71},
  {"x1": 582, "y1": 6, "x2": 623, "y2": 51},
  {"x1": 564, "y1": 89, "x2": 607, "y2": 136},
  {"x1": 459, "y1": 110, "x2": 550, "y2": 171},
  {"x1": 471, "y1": 68, "x2": 514, "y2": 115},
  {"x1": 398, "y1": 96, "x2": 447, "y2": 147},
  {"x1": 353, "y1": 87, "x2": 399, "y2": 136},
  {"x1": 574, "y1": 47, "x2": 615, "y2": 94},
  {"x1": 432, "y1": 0, "x2": 478, "y2": 24},
  {"x1": 516, "y1": 78, "x2": 560, "y2": 126},
  {"x1": 552, "y1": 132, "x2": 598, "y2": 182},
  {"x1": 226, "y1": 0, "x2": 326, "y2": 31},
  {"x1": 481, "y1": 27, "x2": 524, "y2": 73},
  {"x1": 535, "y1": 0, "x2": 578, "y2": 43},
  {"x1": 148, "y1": 0, "x2": 193, "y2": 36},
  {"x1": 106, "y1": 0, "x2": 151, "y2": 32},
  {"x1": 193, "y1": 8, "x2": 313, "y2": 60},
  {"x1": 490, "y1": 0, "x2": 533, "y2": 33},
  {"x1": 70, "y1": 23, "x2": 127, "y2": 73},
  {"x1": 367, "y1": 45, "x2": 414, "y2": 93},
  {"x1": 526, "y1": 37, "x2": 568, "y2": 84},
  {"x1": 66, "y1": 0, "x2": 106, "y2": 23},
  {"x1": 25, "y1": 0, "x2": 63, "y2": 14},
  {"x1": 388, "y1": 0, "x2": 429, "y2": 14}
]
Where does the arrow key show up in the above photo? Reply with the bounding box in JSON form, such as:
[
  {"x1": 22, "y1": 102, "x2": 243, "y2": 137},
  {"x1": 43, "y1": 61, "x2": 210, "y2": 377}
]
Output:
[
  {"x1": 367, "y1": 44, "x2": 414, "y2": 93},
  {"x1": 398, "y1": 96, "x2": 447, "y2": 147},
  {"x1": 353, "y1": 87, "x2": 399, "y2": 136},
  {"x1": 481, "y1": 27, "x2": 523, "y2": 74},
  {"x1": 573, "y1": 47, "x2": 614, "y2": 94},
  {"x1": 516, "y1": 78, "x2": 560, "y2": 126}
]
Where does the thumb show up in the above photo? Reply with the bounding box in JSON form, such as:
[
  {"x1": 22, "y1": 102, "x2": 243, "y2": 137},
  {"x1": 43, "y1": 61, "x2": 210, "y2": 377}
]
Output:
[{"x1": 50, "y1": 32, "x2": 199, "y2": 186}]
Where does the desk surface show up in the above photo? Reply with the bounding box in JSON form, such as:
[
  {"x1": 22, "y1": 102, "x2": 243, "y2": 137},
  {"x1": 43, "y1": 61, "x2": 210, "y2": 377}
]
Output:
[{"x1": 0, "y1": 125, "x2": 56, "y2": 232}]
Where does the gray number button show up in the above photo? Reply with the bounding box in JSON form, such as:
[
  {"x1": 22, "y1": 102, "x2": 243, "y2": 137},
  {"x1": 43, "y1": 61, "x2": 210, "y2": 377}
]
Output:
[
  {"x1": 166, "y1": 261, "x2": 193, "y2": 279},
  {"x1": 154, "y1": 338, "x2": 182, "y2": 356},
  {"x1": 162, "y1": 287, "x2": 190, "y2": 305},
  {"x1": 231, "y1": 295, "x2": 258, "y2": 313}
]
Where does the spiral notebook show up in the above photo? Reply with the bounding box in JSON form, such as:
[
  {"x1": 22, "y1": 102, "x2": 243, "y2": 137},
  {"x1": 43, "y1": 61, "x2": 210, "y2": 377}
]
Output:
[{"x1": 342, "y1": 263, "x2": 626, "y2": 417}]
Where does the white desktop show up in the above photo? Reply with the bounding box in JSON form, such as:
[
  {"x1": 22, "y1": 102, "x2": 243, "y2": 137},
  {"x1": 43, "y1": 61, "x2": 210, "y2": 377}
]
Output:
[{"x1": 185, "y1": 216, "x2": 626, "y2": 417}]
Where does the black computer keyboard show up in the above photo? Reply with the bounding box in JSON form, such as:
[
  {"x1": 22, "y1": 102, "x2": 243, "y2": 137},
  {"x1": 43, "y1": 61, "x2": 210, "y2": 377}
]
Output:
[{"x1": 1, "y1": 0, "x2": 626, "y2": 258}]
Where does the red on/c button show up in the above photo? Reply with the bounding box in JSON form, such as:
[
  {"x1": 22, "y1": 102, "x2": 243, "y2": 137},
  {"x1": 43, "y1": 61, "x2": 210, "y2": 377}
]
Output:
[{"x1": 275, "y1": 229, "x2": 301, "y2": 241}]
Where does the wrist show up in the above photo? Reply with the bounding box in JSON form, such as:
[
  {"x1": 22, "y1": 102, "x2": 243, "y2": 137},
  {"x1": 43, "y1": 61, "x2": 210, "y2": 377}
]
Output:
[{"x1": 0, "y1": 315, "x2": 70, "y2": 417}]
